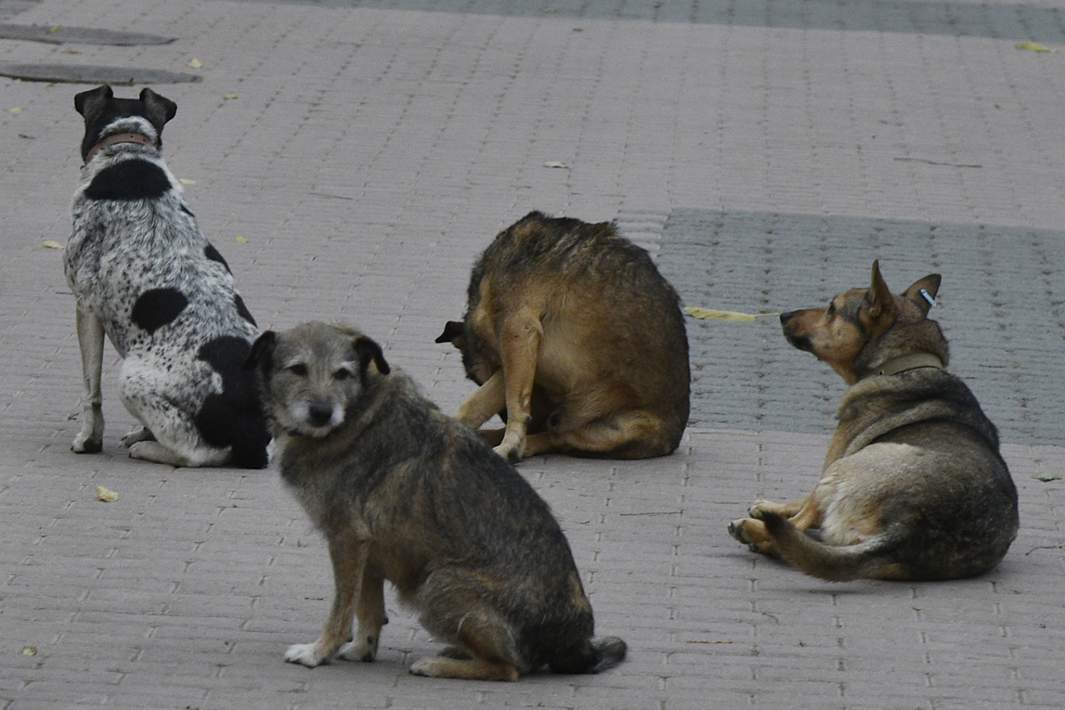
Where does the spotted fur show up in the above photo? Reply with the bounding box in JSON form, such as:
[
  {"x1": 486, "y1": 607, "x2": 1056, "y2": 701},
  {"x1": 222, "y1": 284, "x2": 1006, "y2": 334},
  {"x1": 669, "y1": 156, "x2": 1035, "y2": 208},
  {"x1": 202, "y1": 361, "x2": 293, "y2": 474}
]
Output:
[{"x1": 65, "y1": 85, "x2": 269, "y2": 468}]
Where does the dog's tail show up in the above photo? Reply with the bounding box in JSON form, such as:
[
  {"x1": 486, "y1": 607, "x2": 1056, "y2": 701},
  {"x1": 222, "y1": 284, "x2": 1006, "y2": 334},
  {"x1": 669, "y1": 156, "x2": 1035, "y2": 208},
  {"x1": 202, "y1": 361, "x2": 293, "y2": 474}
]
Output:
[
  {"x1": 548, "y1": 636, "x2": 627, "y2": 675},
  {"x1": 757, "y1": 510, "x2": 904, "y2": 582}
]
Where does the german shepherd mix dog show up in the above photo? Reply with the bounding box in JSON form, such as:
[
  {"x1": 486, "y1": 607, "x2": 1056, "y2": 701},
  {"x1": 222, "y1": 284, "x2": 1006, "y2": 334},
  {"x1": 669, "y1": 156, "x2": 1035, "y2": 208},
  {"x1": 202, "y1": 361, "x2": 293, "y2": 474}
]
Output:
[
  {"x1": 66, "y1": 85, "x2": 268, "y2": 467},
  {"x1": 436, "y1": 211, "x2": 690, "y2": 463},
  {"x1": 728, "y1": 261, "x2": 1019, "y2": 581},
  {"x1": 247, "y1": 322, "x2": 626, "y2": 680}
]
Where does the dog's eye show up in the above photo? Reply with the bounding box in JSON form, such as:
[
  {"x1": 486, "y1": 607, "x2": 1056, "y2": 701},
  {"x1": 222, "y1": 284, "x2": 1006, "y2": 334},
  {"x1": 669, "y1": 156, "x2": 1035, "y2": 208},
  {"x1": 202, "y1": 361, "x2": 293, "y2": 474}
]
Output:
[
  {"x1": 286, "y1": 364, "x2": 308, "y2": 376},
  {"x1": 827, "y1": 302, "x2": 836, "y2": 316},
  {"x1": 333, "y1": 369, "x2": 352, "y2": 381}
]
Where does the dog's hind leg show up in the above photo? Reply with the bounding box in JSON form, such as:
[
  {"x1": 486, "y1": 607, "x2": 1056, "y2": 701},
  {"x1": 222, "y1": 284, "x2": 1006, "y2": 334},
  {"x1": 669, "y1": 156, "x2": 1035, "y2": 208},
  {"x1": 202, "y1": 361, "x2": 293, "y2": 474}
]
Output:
[
  {"x1": 409, "y1": 613, "x2": 521, "y2": 681},
  {"x1": 456, "y1": 371, "x2": 505, "y2": 429},
  {"x1": 71, "y1": 307, "x2": 105, "y2": 453},
  {"x1": 119, "y1": 358, "x2": 229, "y2": 467},
  {"x1": 493, "y1": 312, "x2": 543, "y2": 462},
  {"x1": 287, "y1": 536, "x2": 368, "y2": 668},
  {"x1": 522, "y1": 410, "x2": 675, "y2": 459},
  {"x1": 337, "y1": 570, "x2": 387, "y2": 663}
]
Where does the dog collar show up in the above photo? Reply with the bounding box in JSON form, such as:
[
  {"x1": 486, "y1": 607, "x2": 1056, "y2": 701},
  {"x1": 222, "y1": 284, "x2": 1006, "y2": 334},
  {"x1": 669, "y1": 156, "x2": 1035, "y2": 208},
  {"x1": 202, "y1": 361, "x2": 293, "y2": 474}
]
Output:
[
  {"x1": 874, "y1": 353, "x2": 944, "y2": 377},
  {"x1": 84, "y1": 132, "x2": 156, "y2": 164}
]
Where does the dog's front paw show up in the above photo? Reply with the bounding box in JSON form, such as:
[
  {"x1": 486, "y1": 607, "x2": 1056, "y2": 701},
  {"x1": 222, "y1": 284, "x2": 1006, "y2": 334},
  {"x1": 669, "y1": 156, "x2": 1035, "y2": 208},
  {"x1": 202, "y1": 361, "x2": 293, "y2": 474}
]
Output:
[
  {"x1": 747, "y1": 503, "x2": 772, "y2": 521},
  {"x1": 284, "y1": 642, "x2": 330, "y2": 667},
  {"x1": 337, "y1": 634, "x2": 379, "y2": 663},
  {"x1": 727, "y1": 518, "x2": 750, "y2": 544},
  {"x1": 121, "y1": 426, "x2": 154, "y2": 448},
  {"x1": 493, "y1": 439, "x2": 524, "y2": 464},
  {"x1": 71, "y1": 431, "x2": 102, "y2": 454}
]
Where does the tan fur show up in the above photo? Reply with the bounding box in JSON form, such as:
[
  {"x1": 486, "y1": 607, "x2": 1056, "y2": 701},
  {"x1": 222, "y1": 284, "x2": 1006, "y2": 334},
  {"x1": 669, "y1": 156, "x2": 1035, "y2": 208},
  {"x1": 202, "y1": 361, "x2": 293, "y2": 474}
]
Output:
[
  {"x1": 439, "y1": 212, "x2": 690, "y2": 462},
  {"x1": 728, "y1": 261, "x2": 1019, "y2": 582}
]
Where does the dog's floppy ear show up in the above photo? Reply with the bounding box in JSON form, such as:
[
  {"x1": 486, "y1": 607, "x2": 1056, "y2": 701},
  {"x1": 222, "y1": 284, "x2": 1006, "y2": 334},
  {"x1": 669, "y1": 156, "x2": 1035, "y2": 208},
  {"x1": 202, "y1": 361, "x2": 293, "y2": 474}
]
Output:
[
  {"x1": 74, "y1": 84, "x2": 113, "y2": 118},
  {"x1": 434, "y1": 320, "x2": 464, "y2": 344},
  {"x1": 139, "y1": 88, "x2": 177, "y2": 132},
  {"x1": 354, "y1": 336, "x2": 391, "y2": 376},
  {"x1": 244, "y1": 331, "x2": 277, "y2": 371},
  {"x1": 902, "y1": 273, "x2": 941, "y2": 317},
  {"x1": 866, "y1": 260, "x2": 897, "y2": 322}
]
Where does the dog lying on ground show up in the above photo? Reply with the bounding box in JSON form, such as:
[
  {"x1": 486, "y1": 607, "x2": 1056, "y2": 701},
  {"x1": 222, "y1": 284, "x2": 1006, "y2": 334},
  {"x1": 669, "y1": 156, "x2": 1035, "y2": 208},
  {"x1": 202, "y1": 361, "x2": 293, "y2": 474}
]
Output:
[
  {"x1": 728, "y1": 261, "x2": 1018, "y2": 581},
  {"x1": 65, "y1": 84, "x2": 269, "y2": 467},
  {"x1": 436, "y1": 211, "x2": 690, "y2": 463},
  {"x1": 247, "y1": 321, "x2": 626, "y2": 680}
]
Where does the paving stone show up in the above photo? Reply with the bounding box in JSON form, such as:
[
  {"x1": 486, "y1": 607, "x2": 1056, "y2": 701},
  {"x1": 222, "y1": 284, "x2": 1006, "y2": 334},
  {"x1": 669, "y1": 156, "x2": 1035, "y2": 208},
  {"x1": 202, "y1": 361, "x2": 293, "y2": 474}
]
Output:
[{"x1": 1, "y1": 0, "x2": 1063, "y2": 708}]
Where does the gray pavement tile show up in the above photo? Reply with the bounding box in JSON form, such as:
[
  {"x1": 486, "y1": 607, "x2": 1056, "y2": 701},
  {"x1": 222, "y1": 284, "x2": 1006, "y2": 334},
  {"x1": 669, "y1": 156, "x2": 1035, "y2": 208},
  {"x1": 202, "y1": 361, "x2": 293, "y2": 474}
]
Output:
[
  {"x1": 1, "y1": 0, "x2": 1064, "y2": 707},
  {"x1": 659, "y1": 208, "x2": 1065, "y2": 446}
]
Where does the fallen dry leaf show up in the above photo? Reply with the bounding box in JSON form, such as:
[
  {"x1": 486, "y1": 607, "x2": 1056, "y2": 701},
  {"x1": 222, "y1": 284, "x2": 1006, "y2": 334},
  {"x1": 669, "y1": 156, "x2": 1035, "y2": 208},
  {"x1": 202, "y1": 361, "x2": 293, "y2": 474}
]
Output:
[
  {"x1": 542, "y1": 160, "x2": 568, "y2": 169},
  {"x1": 8, "y1": 106, "x2": 23, "y2": 114},
  {"x1": 187, "y1": 57, "x2": 204, "y2": 69},
  {"x1": 178, "y1": 178, "x2": 196, "y2": 186},
  {"x1": 21, "y1": 646, "x2": 37, "y2": 656},
  {"x1": 1032, "y1": 473, "x2": 1062, "y2": 482},
  {"x1": 1015, "y1": 41, "x2": 1052, "y2": 53},
  {"x1": 41, "y1": 239, "x2": 64, "y2": 250},
  {"x1": 234, "y1": 235, "x2": 249, "y2": 245},
  {"x1": 223, "y1": 93, "x2": 239, "y2": 100},
  {"x1": 48, "y1": 25, "x2": 61, "y2": 33},
  {"x1": 95, "y1": 485, "x2": 119, "y2": 503},
  {"x1": 685, "y1": 306, "x2": 779, "y2": 322}
]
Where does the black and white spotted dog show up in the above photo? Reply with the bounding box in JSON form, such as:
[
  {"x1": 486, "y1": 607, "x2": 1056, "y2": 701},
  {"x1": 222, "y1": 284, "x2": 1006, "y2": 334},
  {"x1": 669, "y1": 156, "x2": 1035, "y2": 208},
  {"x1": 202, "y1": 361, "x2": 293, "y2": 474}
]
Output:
[{"x1": 65, "y1": 84, "x2": 269, "y2": 468}]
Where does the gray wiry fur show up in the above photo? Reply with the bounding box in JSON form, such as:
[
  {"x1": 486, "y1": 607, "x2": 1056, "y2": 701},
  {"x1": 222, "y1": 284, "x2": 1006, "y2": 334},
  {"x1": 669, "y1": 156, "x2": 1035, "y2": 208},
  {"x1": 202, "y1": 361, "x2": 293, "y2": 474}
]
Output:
[
  {"x1": 65, "y1": 85, "x2": 269, "y2": 468},
  {"x1": 250, "y1": 322, "x2": 626, "y2": 679}
]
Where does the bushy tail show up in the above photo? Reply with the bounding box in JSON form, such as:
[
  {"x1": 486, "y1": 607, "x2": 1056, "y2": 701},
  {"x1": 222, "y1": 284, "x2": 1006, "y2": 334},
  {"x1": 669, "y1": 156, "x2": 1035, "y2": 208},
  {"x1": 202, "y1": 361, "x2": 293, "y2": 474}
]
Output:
[
  {"x1": 548, "y1": 636, "x2": 627, "y2": 674},
  {"x1": 757, "y1": 510, "x2": 902, "y2": 582}
]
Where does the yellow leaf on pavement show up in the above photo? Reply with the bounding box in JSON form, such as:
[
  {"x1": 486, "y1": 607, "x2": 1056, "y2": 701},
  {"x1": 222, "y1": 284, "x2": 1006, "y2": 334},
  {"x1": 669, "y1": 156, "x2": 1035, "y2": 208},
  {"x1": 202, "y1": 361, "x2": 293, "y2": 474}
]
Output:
[
  {"x1": 188, "y1": 57, "x2": 204, "y2": 69},
  {"x1": 95, "y1": 485, "x2": 119, "y2": 503},
  {"x1": 235, "y1": 235, "x2": 249, "y2": 244},
  {"x1": 41, "y1": 240, "x2": 64, "y2": 250},
  {"x1": 685, "y1": 306, "x2": 778, "y2": 322},
  {"x1": 1015, "y1": 41, "x2": 1052, "y2": 53}
]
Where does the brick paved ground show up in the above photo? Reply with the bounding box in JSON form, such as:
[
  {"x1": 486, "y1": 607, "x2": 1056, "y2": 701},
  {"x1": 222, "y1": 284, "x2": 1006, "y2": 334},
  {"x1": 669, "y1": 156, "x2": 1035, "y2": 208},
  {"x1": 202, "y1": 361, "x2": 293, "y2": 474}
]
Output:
[{"x1": 1, "y1": 0, "x2": 1063, "y2": 708}]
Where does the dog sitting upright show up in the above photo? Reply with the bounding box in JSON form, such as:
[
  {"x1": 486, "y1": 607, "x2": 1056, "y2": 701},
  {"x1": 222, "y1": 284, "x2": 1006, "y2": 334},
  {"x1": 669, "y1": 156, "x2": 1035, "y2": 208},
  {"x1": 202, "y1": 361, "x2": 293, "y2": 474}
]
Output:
[
  {"x1": 65, "y1": 85, "x2": 269, "y2": 467},
  {"x1": 728, "y1": 261, "x2": 1018, "y2": 581},
  {"x1": 436, "y1": 211, "x2": 690, "y2": 463},
  {"x1": 247, "y1": 322, "x2": 626, "y2": 680}
]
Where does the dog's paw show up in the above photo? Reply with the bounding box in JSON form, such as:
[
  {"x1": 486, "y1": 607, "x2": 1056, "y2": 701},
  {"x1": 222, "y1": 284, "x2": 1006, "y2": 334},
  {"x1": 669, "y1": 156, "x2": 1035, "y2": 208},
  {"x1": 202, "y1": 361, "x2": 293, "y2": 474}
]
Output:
[
  {"x1": 284, "y1": 642, "x2": 330, "y2": 667},
  {"x1": 409, "y1": 656, "x2": 442, "y2": 677},
  {"x1": 337, "y1": 634, "x2": 378, "y2": 663},
  {"x1": 493, "y1": 440, "x2": 524, "y2": 464},
  {"x1": 71, "y1": 431, "x2": 102, "y2": 454},
  {"x1": 120, "y1": 426, "x2": 154, "y2": 448},
  {"x1": 748, "y1": 503, "x2": 773, "y2": 521},
  {"x1": 727, "y1": 518, "x2": 750, "y2": 544}
]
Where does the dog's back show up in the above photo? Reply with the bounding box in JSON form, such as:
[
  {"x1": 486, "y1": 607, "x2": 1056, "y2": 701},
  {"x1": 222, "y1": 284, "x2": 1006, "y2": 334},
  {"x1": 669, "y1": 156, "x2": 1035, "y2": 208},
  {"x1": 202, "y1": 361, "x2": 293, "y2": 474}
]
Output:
[{"x1": 465, "y1": 211, "x2": 690, "y2": 452}]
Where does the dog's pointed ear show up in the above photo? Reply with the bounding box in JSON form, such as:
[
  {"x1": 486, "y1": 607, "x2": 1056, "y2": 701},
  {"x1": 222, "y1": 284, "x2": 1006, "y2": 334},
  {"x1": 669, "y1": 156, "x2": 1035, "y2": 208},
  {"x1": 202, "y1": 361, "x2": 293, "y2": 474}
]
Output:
[
  {"x1": 434, "y1": 320, "x2": 464, "y2": 344},
  {"x1": 867, "y1": 260, "x2": 896, "y2": 321},
  {"x1": 902, "y1": 273, "x2": 941, "y2": 317},
  {"x1": 74, "y1": 84, "x2": 113, "y2": 118},
  {"x1": 244, "y1": 331, "x2": 277, "y2": 371},
  {"x1": 139, "y1": 87, "x2": 177, "y2": 132},
  {"x1": 354, "y1": 336, "x2": 391, "y2": 376}
]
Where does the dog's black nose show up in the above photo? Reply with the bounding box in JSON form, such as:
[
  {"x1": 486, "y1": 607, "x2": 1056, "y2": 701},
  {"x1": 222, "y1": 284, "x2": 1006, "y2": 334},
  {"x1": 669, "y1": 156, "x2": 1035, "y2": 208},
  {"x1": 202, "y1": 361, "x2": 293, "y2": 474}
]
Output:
[
  {"x1": 307, "y1": 402, "x2": 333, "y2": 427},
  {"x1": 779, "y1": 311, "x2": 794, "y2": 325}
]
